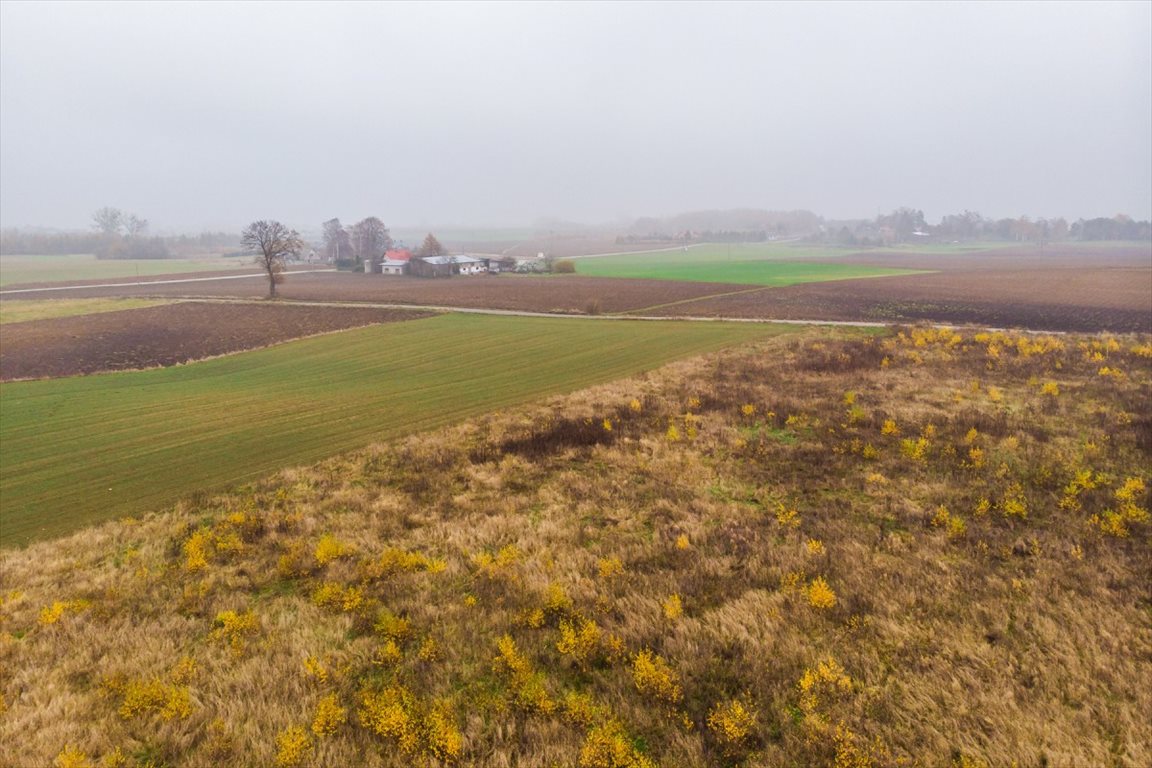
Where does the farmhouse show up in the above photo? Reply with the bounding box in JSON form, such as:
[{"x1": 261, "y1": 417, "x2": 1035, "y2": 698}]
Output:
[
  {"x1": 365, "y1": 249, "x2": 493, "y2": 278},
  {"x1": 364, "y1": 248, "x2": 413, "y2": 275}
]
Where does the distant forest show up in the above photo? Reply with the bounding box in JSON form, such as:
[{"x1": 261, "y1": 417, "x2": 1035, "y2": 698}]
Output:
[
  {"x1": 824, "y1": 208, "x2": 1152, "y2": 247},
  {"x1": 0, "y1": 229, "x2": 239, "y2": 258},
  {"x1": 0, "y1": 207, "x2": 240, "y2": 257},
  {"x1": 2, "y1": 207, "x2": 1150, "y2": 257},
  {"x1": 616, "y1": 208, "x2": 1152, "y2": 247}
]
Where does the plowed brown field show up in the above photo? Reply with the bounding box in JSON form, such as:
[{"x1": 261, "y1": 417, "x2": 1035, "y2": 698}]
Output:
[
  {"x1": 1, "y1": 273, "x2": 750, "y2": 314},
  {"x1": 645, "y1": 264, "x2": 1151, "y2": 332},
  {"x1": 0, "y1": 302, "x2": 434, "y2": 380}
]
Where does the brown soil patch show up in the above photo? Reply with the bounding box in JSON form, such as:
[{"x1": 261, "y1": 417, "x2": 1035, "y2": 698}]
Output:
[
  {"x1": 3, "y1": 273, "x2": 747, "y2": 314},
  {"x1": 0, "y1": 302, "x2": 434, "y2": 380},
  {"x1": 646, "y1": 267, "x2": 1151, "y2": 332},
  {"x1": 827, "y1": 242, "x2": 1152, "y2": 271},
  {"x1": 644, "y1": 245, "x2": 1152, "y2": 332}
]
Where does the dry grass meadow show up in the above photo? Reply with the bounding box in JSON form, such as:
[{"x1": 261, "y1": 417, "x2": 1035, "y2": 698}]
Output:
[{"x1": 1, "y1": 327, "x2": 1149, "y2": 767}]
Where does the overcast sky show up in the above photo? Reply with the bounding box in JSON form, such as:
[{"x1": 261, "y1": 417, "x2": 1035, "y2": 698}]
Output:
[{"x1": 1, "y1": 0, "x2": 1149, "y2": 232}]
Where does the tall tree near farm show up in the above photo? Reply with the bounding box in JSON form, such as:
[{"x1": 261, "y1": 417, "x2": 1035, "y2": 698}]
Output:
[
  {"x1": 351, "y1": 217, "x2": 393, "y2": 263},
  {"x1": 322, "y1": 218, "x2": 353, "y2": 264},
  {"x1": 241, "y1": 220, "x2": 303, "y2": 299},
  {"x1": 417, "y1": 232, "x2": 446, "y2": 257}
]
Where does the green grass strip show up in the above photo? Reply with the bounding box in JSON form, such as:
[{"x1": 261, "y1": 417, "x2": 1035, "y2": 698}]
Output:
[
  {"x1": 575, "y1": 244, "x2": 927, "y2": 285},
  {"x1": 0, "y1": 313, "x2": 796, "y2": 545},
  {"x1": 0, "y1": 298, "x2": 175, "y2": 324}
]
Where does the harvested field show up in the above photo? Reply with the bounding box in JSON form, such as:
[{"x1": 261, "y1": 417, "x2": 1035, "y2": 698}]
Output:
[
  {"x1": 645, "y1": 268, "x2": 1151, "y2": 332},
  {"x1": 822, "y1": 242, "x2": 1152, "y2": 270},
  {"x1": 2, "y1": 272, "x2": 751, "y2": 315},
  {"x1": 0, "y1": 302, "x2": 434, "y2": 380},
  {"x1": 645, "y1": 244, "x2": 1152, "y2": 332}
]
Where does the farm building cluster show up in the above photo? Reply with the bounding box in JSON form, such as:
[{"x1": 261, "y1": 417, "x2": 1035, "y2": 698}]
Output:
[{"x1": 364, "y1": 249, "x2": 536, "y2": 277}]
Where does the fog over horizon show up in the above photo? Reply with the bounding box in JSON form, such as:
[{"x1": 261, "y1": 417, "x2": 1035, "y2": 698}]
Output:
[{"x1": 1, "y1": 1, "x2": 1149, "y2": 234}]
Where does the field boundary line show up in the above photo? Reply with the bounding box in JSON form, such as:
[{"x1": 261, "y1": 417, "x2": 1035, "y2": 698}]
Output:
[
  {"x1": 0, "y1": 269, "x2": 337, "y2": 295},
  {"x1": 225, "y1": 297, "x2": 1081, "y2": 334},
  {"x1": 621, "y1": 286, "x2": 773, "y2": 315},
  {"x1": 566, "y1": 242, "x2": 713, "y2": 259},
  {"x1": 127, "y1": 295, "x2": 896, "y2": 328},
  {"x1": 617, "y1": 270, "x2": 941, "y2": 315}
]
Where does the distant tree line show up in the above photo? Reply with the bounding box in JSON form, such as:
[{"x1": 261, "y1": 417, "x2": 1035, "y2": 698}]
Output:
[
  {"x1": 618, "y1": 210, "x2": 820, "y2": 245},
  {"x1": 1074, "y1": 215, "x2": 1152, "y2": 241},
  {"x1": 0, "y1": 229, "x2": 106, "y2": 256},
  {"x1": 1, "y1": 207, "x2": 238, "y2": 257},
  {"x1": 628, "y1": 209, "x2": 821, "y2": 237},
  {"x1": 614, "y1": 206, "x2": 1151, "y2": 247},
  {"x1": 616, "y1": 230, "x2": 770, "y2": 245},
  {"x1": 88, "y1": 206, "x2": 170, "y2": 259},
  {"x1": 821, "y1": 208, "x2": 1151, "y2": 247}
]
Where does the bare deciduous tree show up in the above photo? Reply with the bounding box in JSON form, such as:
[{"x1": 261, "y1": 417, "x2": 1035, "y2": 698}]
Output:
[
  {"x1": 321, "y1": 217, "x2": 352, "y2": 263},
  {"x1": 92, "y1": 206, "x2": 124, "y2": 235},
  {"x1": 350, "y1": 216, "x2": 393, "y2": 263},
  {"x1": 124, "y1": 214, "x2": 149, "y2": 238},
  {"x1": 241, "y1": 220, "x2": 303, "y2": 299}
]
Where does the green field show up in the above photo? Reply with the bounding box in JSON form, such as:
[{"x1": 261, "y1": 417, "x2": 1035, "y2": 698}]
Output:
[
  {"x1": 0, "y1": 297, "x2": 175, "y2": 324},
  {"x1": 0, "y1": 253, "x2": 252, "y2": 287},
  {"x1": 573, "y1": 243, "x2": 929, "y2": 284},
  {"x1": 0, "y1": 313, "x2": 798, "y2": 545}
]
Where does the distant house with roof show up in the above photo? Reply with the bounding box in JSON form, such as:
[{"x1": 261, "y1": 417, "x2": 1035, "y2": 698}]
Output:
[{"x1": 364, "y1": 248, "x2": 414, "y2": 276}]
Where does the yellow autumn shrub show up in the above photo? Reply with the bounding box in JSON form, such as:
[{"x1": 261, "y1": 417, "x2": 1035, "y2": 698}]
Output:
[
  {"x1": 631, "y1": 649, "x2": 682, "y2": 705},
  {"x1": 312, "y1": 693, "x2": 347, "y2": 737},
  {"x1": 707, "y1": 699, "x2": 758, "y2": 751},
  {"x1": 274, "y1": 725, "x2": 312, "y2": 768}
]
